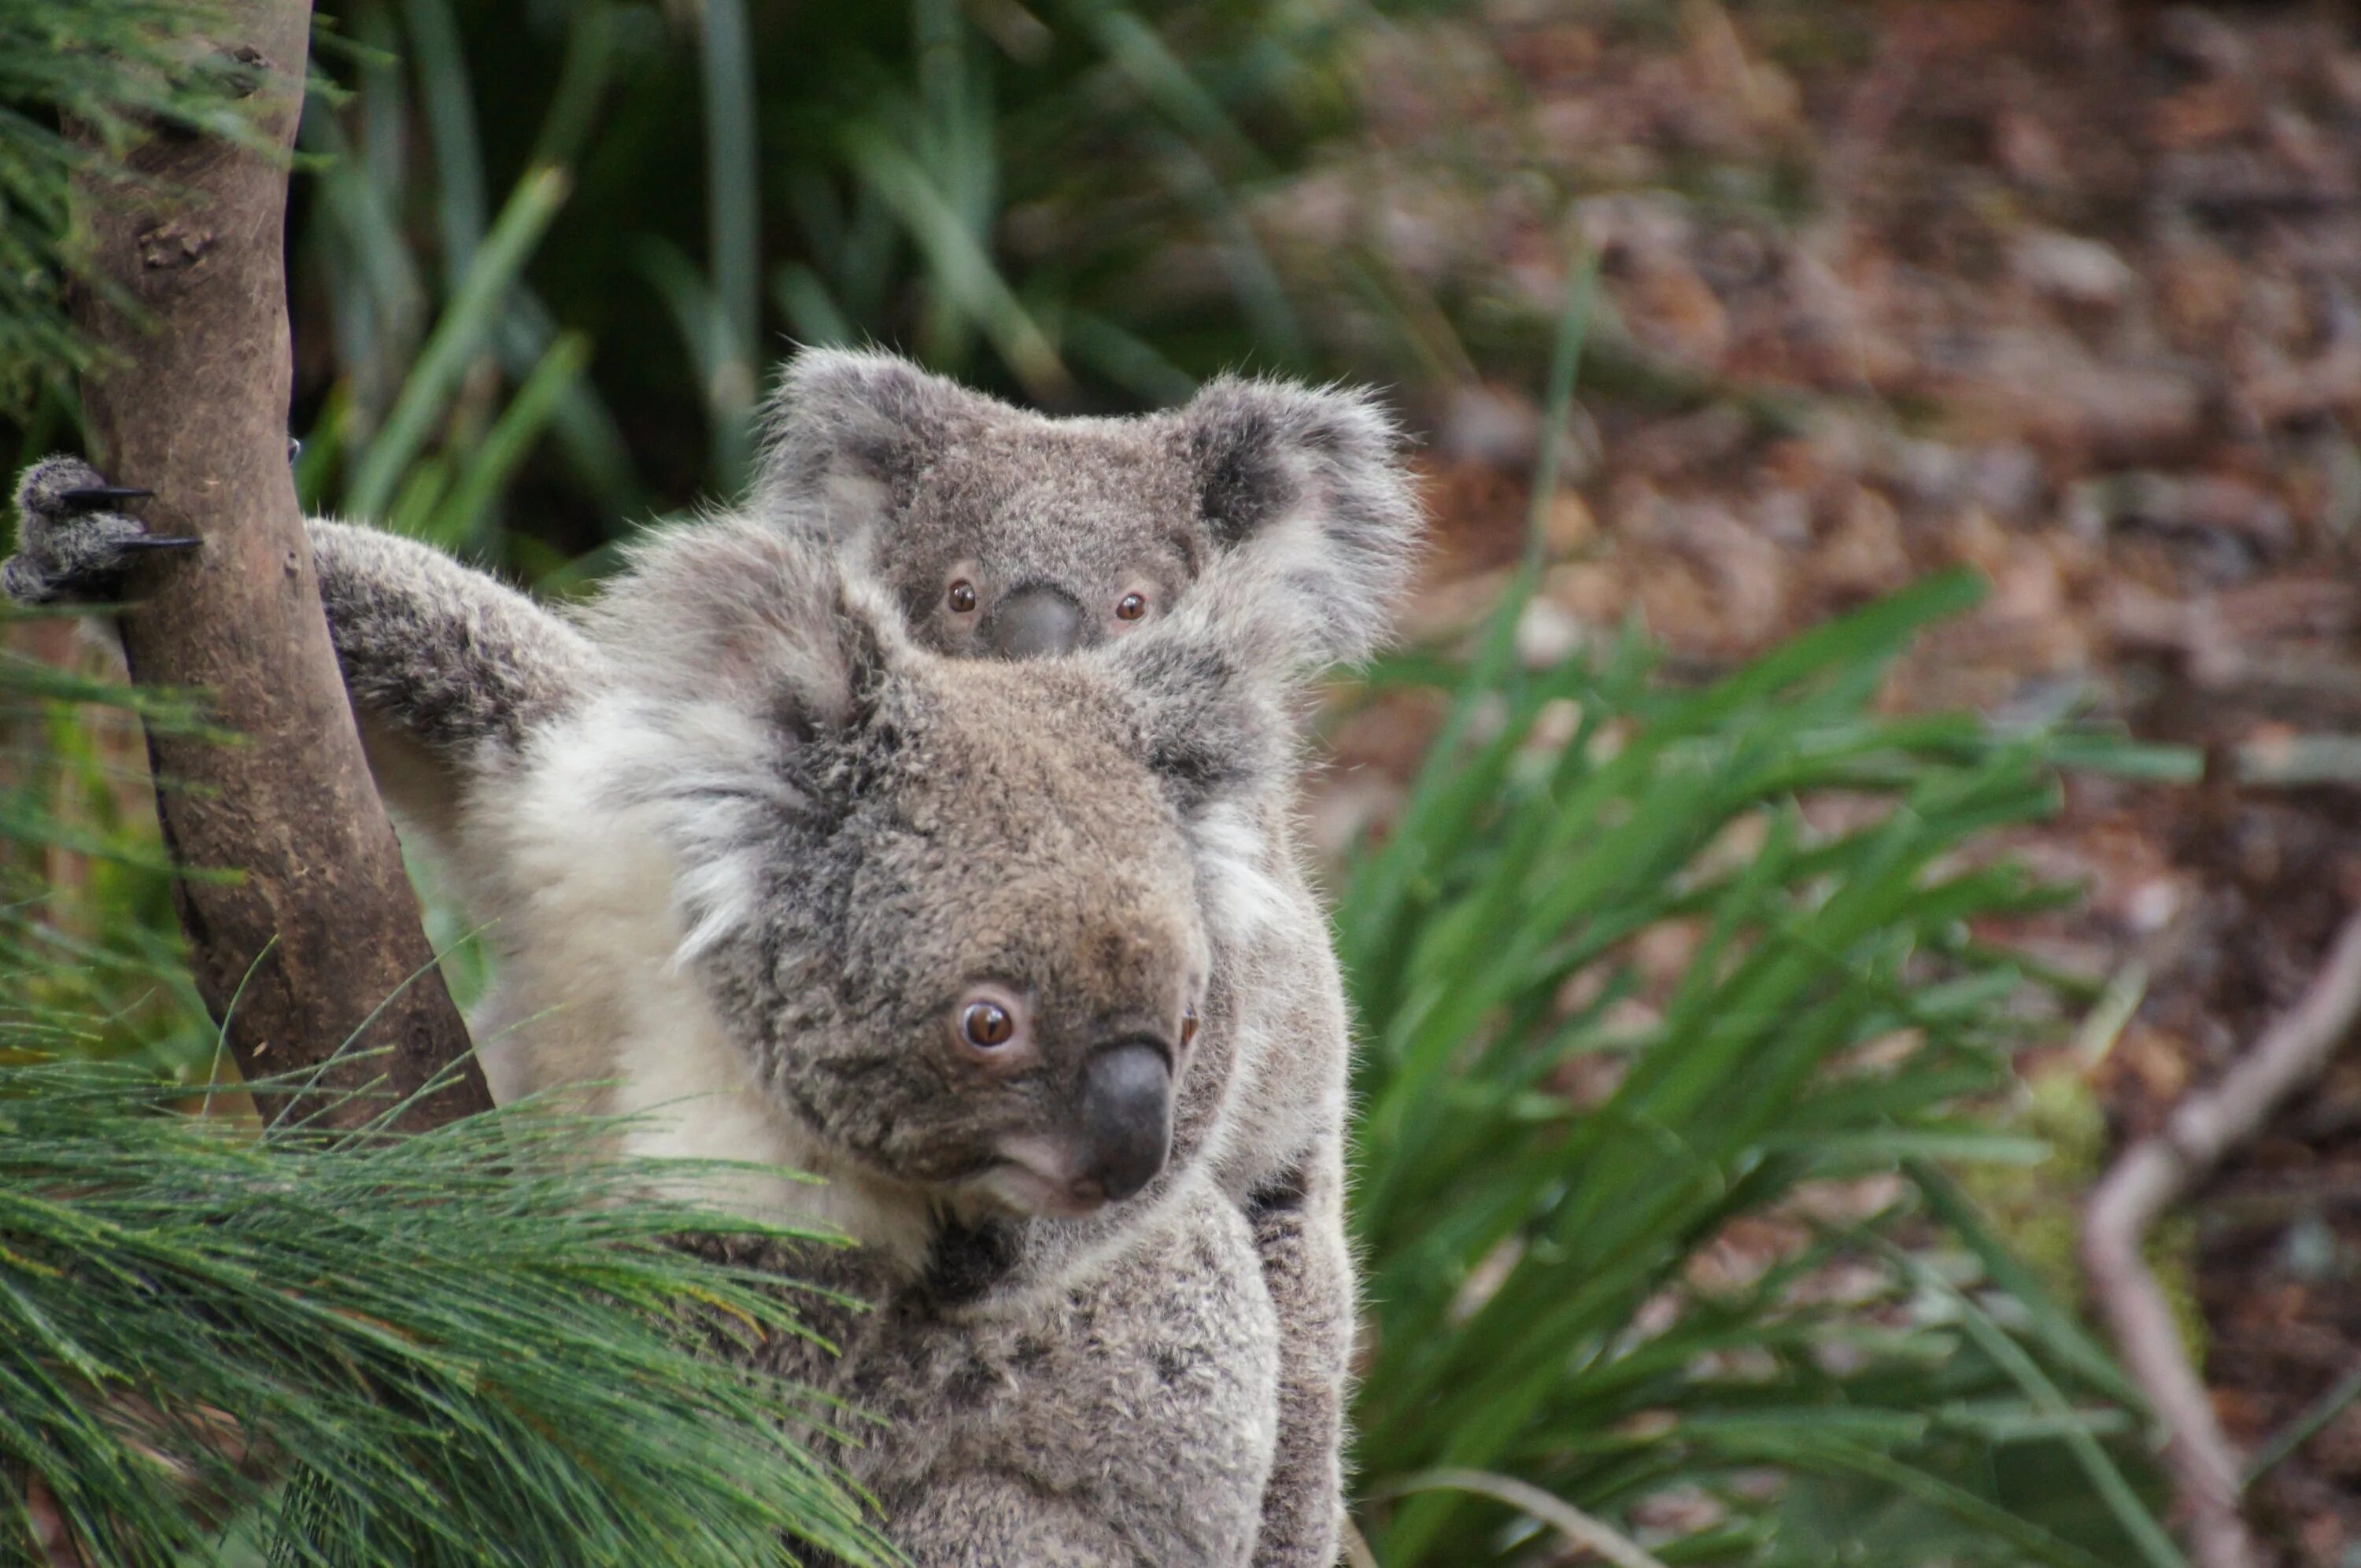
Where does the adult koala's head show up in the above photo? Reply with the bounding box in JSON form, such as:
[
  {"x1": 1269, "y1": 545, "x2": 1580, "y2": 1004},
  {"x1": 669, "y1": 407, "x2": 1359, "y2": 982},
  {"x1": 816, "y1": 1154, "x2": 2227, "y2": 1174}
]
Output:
[
  {"x1": 752, "y1": 348, "x2": 1420, "y2": 668},
  {"x1": 576, "y1": 517, "x2": 1350, "y2": 1223}
]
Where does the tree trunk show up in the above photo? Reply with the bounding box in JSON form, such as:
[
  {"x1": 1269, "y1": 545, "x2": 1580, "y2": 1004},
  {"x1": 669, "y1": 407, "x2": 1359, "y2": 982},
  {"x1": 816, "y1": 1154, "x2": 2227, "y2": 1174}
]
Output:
[{"x1": 69, "y1": 0, "x2": 490, "y2": 1131}]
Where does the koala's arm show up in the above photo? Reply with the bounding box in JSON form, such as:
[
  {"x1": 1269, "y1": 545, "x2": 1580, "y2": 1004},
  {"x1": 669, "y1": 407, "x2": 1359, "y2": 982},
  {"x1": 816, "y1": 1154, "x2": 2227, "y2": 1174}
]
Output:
[
  {"x1": 305, "y1": 520, "x2": 600, "y2": 834},
  {"x1": 1250, "y1": 1134, "x2": 1356, "y2": 1568},
  {"x1": 309, "y1": 521, "x2": 593, "y2": 753},
  {"x1": 3, "y1": 463, "x2": 597, "y2": 838}
]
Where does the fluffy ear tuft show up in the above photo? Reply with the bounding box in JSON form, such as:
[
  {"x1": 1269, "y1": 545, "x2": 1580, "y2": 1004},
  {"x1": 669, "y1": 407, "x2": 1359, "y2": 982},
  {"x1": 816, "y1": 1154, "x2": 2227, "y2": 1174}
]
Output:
[
  {"x1": 1113, "y1": 636, "x2": 1281, "y2": 814},
  {"x1": 1179, "y1": 375, "x2": 1426, "y2": 668},
  {"x1": 583, "y1": 515, "x2": 905, "y2": 734},
  {"x1": 576, "y1": 522, "x2": 911, "y2": 968},
  {"x1": 752, "y1": 348, "x2": 994, "y2": 540}
]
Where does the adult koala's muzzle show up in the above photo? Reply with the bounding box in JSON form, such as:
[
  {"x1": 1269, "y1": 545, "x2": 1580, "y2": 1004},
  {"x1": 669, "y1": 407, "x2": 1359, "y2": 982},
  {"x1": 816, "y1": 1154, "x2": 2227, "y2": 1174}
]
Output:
[{"x1": 1076, "y1": 1040, "x2": 1173, "y2": 1204}]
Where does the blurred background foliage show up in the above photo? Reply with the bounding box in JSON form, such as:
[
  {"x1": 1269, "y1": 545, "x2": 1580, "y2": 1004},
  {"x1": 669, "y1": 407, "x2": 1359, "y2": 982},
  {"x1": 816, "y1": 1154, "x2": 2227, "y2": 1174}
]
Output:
[
  {"x1": 13, "y1": 0, "x2": 1492, "y2": 572},
  {"x1": 0, "y1": 0, "x2": 2215, "y2": 1562}
]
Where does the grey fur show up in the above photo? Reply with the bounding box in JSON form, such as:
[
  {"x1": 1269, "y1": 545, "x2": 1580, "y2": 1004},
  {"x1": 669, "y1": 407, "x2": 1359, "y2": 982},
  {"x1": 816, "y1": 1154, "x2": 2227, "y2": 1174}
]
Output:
[
  {"x1": 693, "y1": 1182, "x2": 1281, "y2": 1568},
  {"x1": 311, "y1": 520, "x2": 598, "y2": 757},
  {"x1": 7, "y1": 356, "x2": 1421, "y2": 1566}
]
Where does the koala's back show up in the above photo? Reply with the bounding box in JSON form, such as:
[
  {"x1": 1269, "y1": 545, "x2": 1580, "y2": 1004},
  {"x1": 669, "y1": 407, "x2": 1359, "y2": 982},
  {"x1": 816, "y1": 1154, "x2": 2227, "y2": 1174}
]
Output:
[{"x1": 826, "y1": 1179, "x2": 1279, "y2": 1567}]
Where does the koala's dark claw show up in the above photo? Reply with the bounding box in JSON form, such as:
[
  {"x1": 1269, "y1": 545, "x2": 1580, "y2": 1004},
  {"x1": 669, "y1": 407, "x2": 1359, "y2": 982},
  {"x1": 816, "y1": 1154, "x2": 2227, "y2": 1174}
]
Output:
[
  {"x1": 56, "y1": 485, "x2": 154, "y2": 511},
  {"x1": 8, "y1": 454, "x2": 190, "y2": 607}
]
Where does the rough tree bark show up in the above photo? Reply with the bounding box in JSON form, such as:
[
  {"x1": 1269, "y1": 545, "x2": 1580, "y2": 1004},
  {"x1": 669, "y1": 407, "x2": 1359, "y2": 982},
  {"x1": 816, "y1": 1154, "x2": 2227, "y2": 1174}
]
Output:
[{"x1": 68, "y1": 0, "x2": 490, "y2": 1130}]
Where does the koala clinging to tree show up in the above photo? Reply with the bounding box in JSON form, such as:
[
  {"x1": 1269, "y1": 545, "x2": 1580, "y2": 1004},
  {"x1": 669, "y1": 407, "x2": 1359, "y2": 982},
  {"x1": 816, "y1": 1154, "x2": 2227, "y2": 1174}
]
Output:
[
  {"x1": 15, "y1": 465, "x2": 1306, "y2": 1562},
  {"x1": 9, "y1": 349, "x2": 1422, "y2": 1564}
]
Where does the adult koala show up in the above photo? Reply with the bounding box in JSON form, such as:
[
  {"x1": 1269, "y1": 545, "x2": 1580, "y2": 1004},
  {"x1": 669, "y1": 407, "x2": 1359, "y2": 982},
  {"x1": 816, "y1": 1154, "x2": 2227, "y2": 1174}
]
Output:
[
  {"x1": 752, "y1": 349, "x2": 1420, "y2": 1567},
  {"x1": 7, "y1": 352, "x2": 1420, "y2": 1563}
]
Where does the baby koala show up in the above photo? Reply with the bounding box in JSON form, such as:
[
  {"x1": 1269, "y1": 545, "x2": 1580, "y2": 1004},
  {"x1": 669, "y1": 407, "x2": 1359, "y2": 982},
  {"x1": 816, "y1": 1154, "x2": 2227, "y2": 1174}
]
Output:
[{"x1": 761, "y1": 349, "x2": 1413, "y2": 679}]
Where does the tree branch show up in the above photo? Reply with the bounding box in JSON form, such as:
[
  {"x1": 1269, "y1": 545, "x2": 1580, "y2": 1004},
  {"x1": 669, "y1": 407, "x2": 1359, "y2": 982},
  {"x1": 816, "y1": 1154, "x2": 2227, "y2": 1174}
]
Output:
[
  {"x1": 68, "y1": 0, "x2": 490, "y2": 1131},
  {"x1": 2082, "y1": 908, "x2": 2361, "y2": 1568}
]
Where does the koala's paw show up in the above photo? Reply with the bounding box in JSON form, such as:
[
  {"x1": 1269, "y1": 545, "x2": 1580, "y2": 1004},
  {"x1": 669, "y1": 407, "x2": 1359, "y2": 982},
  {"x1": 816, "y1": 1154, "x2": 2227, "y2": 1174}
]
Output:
[{"x1": 6, "y1": 456, "x2": 198, "y2": 606}]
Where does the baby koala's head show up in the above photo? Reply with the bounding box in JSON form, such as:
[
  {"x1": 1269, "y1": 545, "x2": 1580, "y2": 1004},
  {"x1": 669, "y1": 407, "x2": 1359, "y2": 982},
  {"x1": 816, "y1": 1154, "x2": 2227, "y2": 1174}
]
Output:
[{"x1": 751, "y1": 348, "x2": 1421, "y2": 668}]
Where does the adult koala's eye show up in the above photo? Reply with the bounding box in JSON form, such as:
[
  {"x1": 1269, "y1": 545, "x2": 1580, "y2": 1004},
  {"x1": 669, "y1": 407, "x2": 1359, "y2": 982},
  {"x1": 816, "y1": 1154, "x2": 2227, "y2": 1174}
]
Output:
[
  {"x1": 1179, "y1": 1005, "x2": 1199, "y2": 1048},
  {"x1": 1115, "y1": 592, "x2": 1147, "y2": 622},
  {"x1": 951, "y1": 985, "x2": 1029, "y2": 1066},
  {"x1": 948, "y1": 580, "x2": 978, "y2": 614},
  {"x1": 961, "y1": 1001, "x2": 1014, "y2": 1048}
]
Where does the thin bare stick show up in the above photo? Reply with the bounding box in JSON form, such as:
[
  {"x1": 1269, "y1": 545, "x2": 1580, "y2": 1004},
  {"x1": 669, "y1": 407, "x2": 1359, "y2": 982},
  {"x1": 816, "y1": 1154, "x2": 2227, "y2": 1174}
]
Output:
[{"x1": 2083, "y1": 908, "x2": 2361, "y2": 1568}]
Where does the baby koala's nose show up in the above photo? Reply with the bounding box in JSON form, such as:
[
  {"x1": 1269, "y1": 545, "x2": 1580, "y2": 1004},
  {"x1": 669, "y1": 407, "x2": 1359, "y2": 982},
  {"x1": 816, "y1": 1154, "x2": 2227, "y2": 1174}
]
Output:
[
  {"x1": 1075, "y1": 1039, "x2": 1173, "y2": 1204},
  {"x1": 983, "y1": 584, "x2": 1086, "y2": 659}
]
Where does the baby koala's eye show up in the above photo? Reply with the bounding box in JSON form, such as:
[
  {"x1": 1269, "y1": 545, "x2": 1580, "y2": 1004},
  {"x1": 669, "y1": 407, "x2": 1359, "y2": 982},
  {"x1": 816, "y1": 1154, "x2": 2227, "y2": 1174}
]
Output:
[
  {"x1": 1115, "y1": 592, "x2": 1147, "y2": 622},
  {"x1": 948, "y1": 581, "x2": 978, "y2": 614},
  {"x1": 961, "y1": 1000, "x2": 1014, "y2": 1048}
]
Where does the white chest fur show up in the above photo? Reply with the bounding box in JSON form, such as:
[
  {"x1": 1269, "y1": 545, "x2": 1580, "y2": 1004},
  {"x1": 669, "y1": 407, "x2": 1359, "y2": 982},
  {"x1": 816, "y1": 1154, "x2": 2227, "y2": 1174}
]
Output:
[{"x1": 453, "y1": 714, "x2": 933, "y2": 1266}]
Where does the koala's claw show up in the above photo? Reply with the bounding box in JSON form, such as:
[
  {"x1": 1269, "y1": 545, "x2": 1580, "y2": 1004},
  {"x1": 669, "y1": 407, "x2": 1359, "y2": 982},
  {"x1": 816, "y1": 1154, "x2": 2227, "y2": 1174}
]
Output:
[
  {"x1": 7, "y1": 456, "x2": 198, "y2": 607},
  {"x1": 56, "y1": 485, "x2": 155, "y2": 510}
]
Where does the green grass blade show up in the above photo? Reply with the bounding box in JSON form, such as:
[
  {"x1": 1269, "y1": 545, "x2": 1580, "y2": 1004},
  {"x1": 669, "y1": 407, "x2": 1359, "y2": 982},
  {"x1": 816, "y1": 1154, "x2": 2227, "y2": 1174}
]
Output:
[
  {"x1": 347, "y1": 164, "x2": 571, "y2": 522},
  {"x1": 696, "y1": 0, "x2": 759, "y2": 490},
  {"x1": 427, "y1": 331, "x2": 591, "y2": 553},
  {"x1": 838, "y1": 120, "x2": 1068, "y2": 399},
  {"x1": 1883, "y1": 1242, "x2": 2187, "y2": 1568}
]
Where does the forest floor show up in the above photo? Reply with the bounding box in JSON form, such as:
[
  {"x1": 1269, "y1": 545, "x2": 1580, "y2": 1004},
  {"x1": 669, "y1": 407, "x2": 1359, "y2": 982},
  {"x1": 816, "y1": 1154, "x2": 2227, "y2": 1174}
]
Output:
[{"x1": 1325, "y1": 2, "x2": 2361, "y2": 1560}]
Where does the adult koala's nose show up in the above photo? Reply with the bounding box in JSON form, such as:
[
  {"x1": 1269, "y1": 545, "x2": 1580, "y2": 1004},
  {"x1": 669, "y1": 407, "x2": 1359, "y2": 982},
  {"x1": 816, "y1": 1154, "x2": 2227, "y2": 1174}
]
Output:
[
  {"x1": 1075, "y1": 1040, "x2": 1173, "y2": 1205},
  {"x1": 982, "y1": 583, "x2": 1086, "y2": 659}
]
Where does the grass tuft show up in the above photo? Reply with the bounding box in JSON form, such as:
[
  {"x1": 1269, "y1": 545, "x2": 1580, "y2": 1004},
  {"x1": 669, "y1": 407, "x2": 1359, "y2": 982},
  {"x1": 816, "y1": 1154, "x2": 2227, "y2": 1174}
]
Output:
[
  {"x1": 0, "y1": 1060, "x2": 896, "y2": 1567},
  {"x1": 1341, "y1": 571, "x2": 2185, "y2": 1564}
]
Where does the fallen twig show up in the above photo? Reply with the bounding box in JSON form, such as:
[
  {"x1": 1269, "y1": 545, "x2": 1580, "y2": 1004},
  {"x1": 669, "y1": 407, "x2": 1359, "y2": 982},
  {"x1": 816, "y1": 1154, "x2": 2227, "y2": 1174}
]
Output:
[
  {"x1": 2083, "y1": 908, "x2": 2361, "y2": 1568},
  {"x1": 2234, "y1": 733, "x2": 2361, "y2": 789}
]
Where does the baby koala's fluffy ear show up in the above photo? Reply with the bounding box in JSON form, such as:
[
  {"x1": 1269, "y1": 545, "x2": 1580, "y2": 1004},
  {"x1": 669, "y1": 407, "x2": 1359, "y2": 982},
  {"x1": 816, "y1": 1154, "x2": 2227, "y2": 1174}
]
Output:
[
  {"x1": 1107, "y1": 632, "x2": 1294, "y2": 820},
  {"x1": 1179, "y1": 374, "x2": 1425, "y2": 668},
  {"x1": 753, "y1": 348, "x2": 989, "y2": 539}
]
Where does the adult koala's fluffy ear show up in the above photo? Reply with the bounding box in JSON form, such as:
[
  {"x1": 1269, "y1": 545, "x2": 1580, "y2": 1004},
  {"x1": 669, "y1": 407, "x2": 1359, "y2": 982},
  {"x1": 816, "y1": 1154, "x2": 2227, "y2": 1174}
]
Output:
[
  {"x1": 586, "y1": 514, "x2": 900, "y2": 731},
  {"x1": 580, "y1": 517, "x2": 907, "y2": 966},
  {"x1": 752, "y1": 348, "x2": 991, "y2": 538},
  {"x1": 1178, "y1": 374, "x2": 1425, "y2": 669}
]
